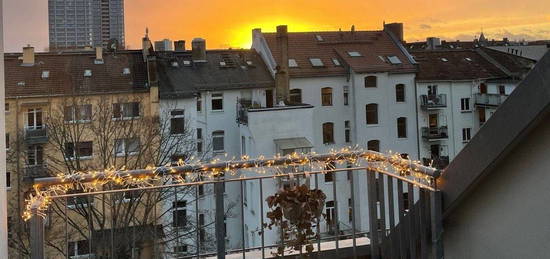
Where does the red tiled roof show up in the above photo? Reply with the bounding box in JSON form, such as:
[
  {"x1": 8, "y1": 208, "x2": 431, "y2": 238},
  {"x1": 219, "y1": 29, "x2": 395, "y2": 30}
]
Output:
[
  {"x1": 263, "y1": 30, "x2": 416, "y2": 77},
  {"x1": 411, "y1": 50, "x2": 507, "y2": 81},
  {"x1": 4, "y1": 50, "x2": 148, "y2": 98}
]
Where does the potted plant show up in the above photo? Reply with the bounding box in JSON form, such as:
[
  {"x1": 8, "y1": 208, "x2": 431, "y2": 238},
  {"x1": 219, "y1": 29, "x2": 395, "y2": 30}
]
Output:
[{"x1": 264, "y1": 184, "x2": 326, "y2": 257}]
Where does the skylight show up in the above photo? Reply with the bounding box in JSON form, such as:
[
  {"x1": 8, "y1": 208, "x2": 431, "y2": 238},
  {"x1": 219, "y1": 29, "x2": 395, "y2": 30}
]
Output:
[
  {"x1": 41, "y1": 71, "x2": 50, "y2": 79},
  {"x1": 288, "y1": 59, "x2": 298, "y2": 68},
  {"x1": 183, "y1": 60, "x2": 191, "y2": 66},
  {"x1": 84, "y1": 70, "x2": 92, "y2": 77},
  {"x1": 309, "y1": 58, "x2": 324, "y2": 67},
  {"x1": 17, "y1": 81, "x2": 25, "y2": 87},
  {"x1": 465, "y1": 57, "x2": 472, "y2": 62},
  {"x1": 315, "y1": 35, "x2": 324, "y2": 41},
  {"x1": 122, "y1": 68, "x2": 131, "y2": 75},
  {"x1": 387, "y1": 56, "x2": 402, "y2": 65},
  {"x1": 441, "y1": 58, "x2": 449, "y2": 62},
  {"x1": 347, "y1": 51, "x2": 362, "y2": 57},
  {"x1": 332, "y1": 58, "x2": 341, "y2": 66}
]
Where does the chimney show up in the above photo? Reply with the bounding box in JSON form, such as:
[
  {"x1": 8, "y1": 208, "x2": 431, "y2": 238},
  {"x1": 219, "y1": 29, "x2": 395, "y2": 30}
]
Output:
[
  {"x1": 275, "y1": 25, "x2": 290, "y2": 105},
  {"x1": 191, "y1": 38, "x2": 207, "y2": 62},
  {"x1": 384, "y1": 22, "x2": 404, "y2": 42},
  {"x1": 426, "y1": 37, "x2": 441, "y2": 50},
  {"x1": 22, "y1": 45, "x2": 35, "y2": 66},
  {"x1": 142, "y1": 28, "x2": 153, "y2": 61},
  {"x1": 174, "y1": 40, "x2": 186, "y2": 51},
  {"x1": 95, "y1": 47, "x2": 103, "y2": 61},
  {"x1": 252, "y1": 28, "x2": 262, "y2": 40}
]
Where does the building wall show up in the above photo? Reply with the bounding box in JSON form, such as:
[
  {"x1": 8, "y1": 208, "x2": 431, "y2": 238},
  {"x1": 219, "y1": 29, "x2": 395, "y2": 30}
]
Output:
[{"x1": 443, "y1": 114, "x2": 550, "y2": 259}]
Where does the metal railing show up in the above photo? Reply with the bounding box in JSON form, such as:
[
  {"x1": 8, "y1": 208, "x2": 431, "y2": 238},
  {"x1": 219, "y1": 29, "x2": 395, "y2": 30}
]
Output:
[
  {"x1": 25, "y1": 151, "x2": 444, "y2": 259},
  {"x1": 25, "y1": 126, "x2": 48, "y2": 144},
  {"x1": 24, "y1": 165, "x2": 49, "y2": 182},
  {"x1": 422, "y1": 126, "x2": 449, "y2": 140},
  {"x1": 474, "y1": 93, "x2": 508, "y2": 107},
  {"x1": 423, "y1": 156, "x2": 450, "y2": 170},
  {"x1": 420, "y1": 94, "x2": 447, "y2": 109}
]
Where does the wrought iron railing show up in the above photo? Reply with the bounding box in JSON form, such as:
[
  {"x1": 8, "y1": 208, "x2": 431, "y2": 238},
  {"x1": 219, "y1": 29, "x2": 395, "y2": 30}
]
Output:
[
  {"x1": 24, "y1": 151, "x2": 443, "y2": 259},
  {"x1": 474, "y1": 93, "x2": 508, "y2": 107},
  {"x1": 25, "y1": 127, "x2": 48, "y2": 144},
  {"x1": 422, "y1": 126, "x2": 448, "y2": 140},
  {"x1": 420, "y1": 94, "x2": 447, "y2": 109}
]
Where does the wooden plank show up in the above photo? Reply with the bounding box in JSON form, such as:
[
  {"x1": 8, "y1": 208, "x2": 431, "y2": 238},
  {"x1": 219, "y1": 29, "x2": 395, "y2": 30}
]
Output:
[
  {"x1": 397, "y1": 180, "x2": 407, "y2": 259},
  {"x1": 367, "y1": 170, "x2": 380, "y2": 259},
  {"x1": 419, "y1": 189, "x2": 429, "y2": 259},
  {"x1": 408, "y1": 183, "x2": 417, "y2": 259},
  {"x1": 376, "y1": 173, "x2": 387, "y2": 257},
  {"x1": 431, "y1": 191, "x2": 444, "y2": 259},
  {"x1": 387, "y1": 177, "x2": 397, "y2": 259}
]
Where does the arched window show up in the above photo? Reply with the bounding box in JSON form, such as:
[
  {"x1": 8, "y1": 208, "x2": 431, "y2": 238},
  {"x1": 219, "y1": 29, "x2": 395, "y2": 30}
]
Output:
[
  {"x1": 367, "y1": 140, "x2": 380, "y2": 152},
  {"x1": 397, "y1": 117, "x2": 407, "y2": 138},
  {"x1": 395, "y1": 84, "x2": 405, "y2": 102},
  {"x1": 212, "y1": 130, "x2": 225, "y2": 153},
  {"x1": 322, "y1": 122, "x2": 334, "y2": 144},
  {"x1": 289, "y1": 89, "x2": 302, "y2": 104},
  {"x1": 365, "y1": 76, "x2": 377, "y2": 88},
  {"x1": 366, "y1": 103, "x2": 378, "y2": 124},
  {"x1": 321, "y1": 87, "x2": 333, "y2": 106}
]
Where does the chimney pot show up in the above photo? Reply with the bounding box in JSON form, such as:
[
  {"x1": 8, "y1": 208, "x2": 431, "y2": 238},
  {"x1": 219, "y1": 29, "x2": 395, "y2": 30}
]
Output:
[
  {"x1": 22, "y1": 45, "x2": 35, "y2": 65},
  {"x1": 384, "y1": 22, "x2": 404, "y2": 42},
  {"x1": 192, "y1": 38, "x2": 207, "y2": 62},
  {"x1": 275, "y1": 25, "x2": 290, "y2": 105},
  {"x1": 174, "y1": 40, "x2": 186, "y2": 51}
]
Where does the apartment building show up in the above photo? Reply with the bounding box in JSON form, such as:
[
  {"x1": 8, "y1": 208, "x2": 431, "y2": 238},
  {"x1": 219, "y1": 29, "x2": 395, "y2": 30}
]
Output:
[
  {"x1": 48, "y1": 0, "x2": 125, "y2": 49},
  {"x1": 4, "y1": 46, "x2": 160, "y2": 258},
  {"x1": 412, "y1": 48, "x2": 535, "y2": 168}
]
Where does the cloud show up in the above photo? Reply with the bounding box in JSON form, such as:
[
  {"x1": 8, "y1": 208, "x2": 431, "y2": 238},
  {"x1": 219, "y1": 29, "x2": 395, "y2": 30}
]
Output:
[{"x1": 419, "y1": 24, "x2": 432, "y2": 30}]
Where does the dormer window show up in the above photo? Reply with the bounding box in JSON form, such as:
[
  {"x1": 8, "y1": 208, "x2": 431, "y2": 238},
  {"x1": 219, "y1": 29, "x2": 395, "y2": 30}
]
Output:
[
  {"x1": 122, "y1": 68, "x2": 131, "y2": 75},
  {"x1": 332, "y1": 58, "x2": 341, "y2": 66},
  {"x1": 17, "y1": 81, "x2": 25, "y2": 87},
  {"x1": 41, "y1": 71, "x2": 50, "y2": 79},
  {"x1": 84, "y1": 70, "x2": 92, "y2": 77},
  {"x1": 347, "y1": 51, "x2": 362, "y2": 57},
  {"x1": 441, "y1": 58, "x2": 448, "y2": 62},
  {"x1": 315, "y1": 35, "x2": 324, "y2": 41},
  {"x1": 309, "y1": 58, "x2": 324, "y2": 67},
  {"x1": 171, "y1": 61, "x2": 179, "y2": 67},
  {"x1": 183, "y1": 60, "x2": 191, "y2": 66},
  {"x1": 288, "y1": 59, "x2": 298, "y2": 68},
  {"x1": 387, "y1": 56, "x2": 402, "y2": 65}
]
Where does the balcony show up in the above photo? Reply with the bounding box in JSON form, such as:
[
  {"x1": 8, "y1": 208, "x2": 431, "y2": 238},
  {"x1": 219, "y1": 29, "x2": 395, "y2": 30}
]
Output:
[
  {"x1": 420, "y1": 94, "x2": 447, "y2": 109},
  {"x1": 423, "y1": 156, "x2": 450, "y2": 169},
  {"x1": 474, "y1": 93, "x2": 508, "y2": 107},
  {"x1": 25, "y1": 127, "x2": 48, "y2": 144},
  {"x1": 422, "y1": 126, "x2": 448, "y2": 140},
  {"x1": 24, "y1": 165, "x2": 49, "y2": 182}
]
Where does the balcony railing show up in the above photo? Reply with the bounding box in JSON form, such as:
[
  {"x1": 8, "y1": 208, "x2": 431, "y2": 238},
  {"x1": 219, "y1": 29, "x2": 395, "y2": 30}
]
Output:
[
  {"x1": 25, "y1": 127, "x2": 48, "y2": 144},
  {"x1": 420, "y1": 94, "x2": 447, "y2": 109},
  {"x1": 423, "y1": 156, "x2": 450, "y2": 170},
  {"x1": 422, "y1": 126, "x2": 448, "y2": 140},
  {"x1": 24, "y1": 165, "x2": 49, "y2": 182},
  {"x1": 25, "y1": 151, "x2": 443, "y2": 259},
  {"x1": 474, "y1": 93, "x2": 508, "y2": 107}
]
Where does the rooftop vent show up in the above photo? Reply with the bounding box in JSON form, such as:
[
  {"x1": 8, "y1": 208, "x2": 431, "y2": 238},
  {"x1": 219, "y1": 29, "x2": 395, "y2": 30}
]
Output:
[
  {"x1": 171, "y1": 61, "x2": 179, "y2": 67},
  {"x1": 347, "y1": 51, "x2": 362, "y2": 57},
  {"x1": 288, "y1": 59, "x2": 298, "y2": 68},
  {"x1": 41, "y1": 71, "x2": 50, "y2": 79},
  {"x1": 441, "y1": 58, "x2": 448, "y2": 62},
  {"x1": 387, "y1": 56, "x2": 402, "y2": 64},
  {"x1": 17, "y1": 81, "x2": 25, "y2": 87},
  {"x1": 315, "y1": 35, "x2": 324, "y2": 41},
  {"x1": 246, "y1": 60, "x2": 253, "y2": 66},
  {"x1": 183, "y1": 60, "x2": 191, "y2": 66},
  {"x1": 122, "y1": 68, "x2": 131, "y2": 75},
  {"x1": 84, "y1": 69, "x2": 92, "y2": 77},
  {"x1": 309, "y1": 58, "x2": 324, "y2": 67},
  {"x1": 332, "y1": 58, "x2": 341, "y2": 66}
]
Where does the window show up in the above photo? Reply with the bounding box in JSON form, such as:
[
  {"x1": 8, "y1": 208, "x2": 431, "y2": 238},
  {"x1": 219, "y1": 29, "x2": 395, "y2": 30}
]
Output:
[
  {"x1": 170, "y1": 110, "x2": 185, "y2": 134},
  {"x1": 65, "y1": 141, "x2": 93, "y2": 159},
  {"x1": 322, "y1": 122, "x2": 334, "y2": 144},
  {"x1": 41, "y1": 71, "x2": 50, "y2": 79},
  {"x1": 479, "y1": 107, "x2": 486, "y2": 124},
  {"x1": 172, "y1": 201, "x2": 187, "y2": 227},
  {"x1": 460, "y1": 98, "x2": 470, "y2": 111},
  {"x1": 197, "y1": 128, "x2": 203, "y2": 153},
  {"x1": 326, "y1": 201, "x2": 335, "y2": 226},
  {"x1": 348, "y1": 198, "x2": 353, "y2": 222},
  {"x1": 324, "y1": 161, "x2": 335, "y2": 182},
  {"x1": 315, "y1": 34, "x2": 324, "y2": 41},
  {"x1": 27, "y1": 145, "x2": 44, "y2": 166},
  {"x1": 68, "y1": 240, "x2": 90, "y2": 257},
  {"x1": 366, "y1": 104, "x2": 378, "y2": 124},
  {"x1": 211, "y1": 93, "x2": 223, "y2": 111},
  {"x1": 64, "y1": 104, "x2": 92, "y2": 122},
  {"x1": 115, "y1": 138, "x2": 140, "y2": 156},
  {"x1": 174, "y1": 245, "x2": 188, "y2": 257},
  {"x1": 5, "y1": 134, "x2": 9, "y2": 150},
  {"x1": 365, "y1": 76, "x2": 377, "y2": 88},
  {"x1": 428, "y1": 85, "x2": 438, "y2": 96},
  {"x1": 367, "y1": 140, "x2": 380, "y2": 152},
  {"x1": 84, "y1": 69, "x2": 92, "y2": 77},
  {"x1": 343, "y1": 86, "x2": 349, "y2": 105},
  {"x1": 395, "y1": 84, "x2": 405, "y2": 102},
  {"x1": 6, "y1": 172, "x2": 10, "y2": 188},
  {"x1": 321, "y1": 87, "x2": 332, "y2": 106},
  {"x1": 345, "y1": 121, "x2": 351, "y2": 143},
  {"x1": 113, "y1": 102, "x2": 140, "y2": 119},
  {"x1": 499, "y1": 85, "x2": 506, "y2": 95},
  {"x1": 5, "y1": 103, "x2": 8, "y2": 112},
  {"x1": 212, "y1": 131, "x2": 224, "y2": 153},
  {"x1": 289, "y1": 89, "x2": 302, "y2": 104},
  {"x1": 462, "y1": 128, "x2": 471, "y2": 142},
  {"x1": 332, "y1": 58, "x2": 342, "y2": 66},
  {"x1": 196, "y1": 95, "x2": 202, "y2": 112},
  {"x1": 387, "y1": 56, "x2": 402, "y2": 64},
  {"x1": 27, "y1": 108, "x2": 44, "y2": 129},
  {"x1": 309, "y1": 58, "x2": 324, "y2": 67},
  {"x1": 347, "y1": 51, "x2": 362, "y2": 57},
  {"x1": 122, "y1": 68, "x2": 131, "y2": 75},
  {"x1": 288, "y1": 59, "x2": 298, "y2": 68},
  {"x1": 397, "y1": 117, "x2": 407, "y2": 138}
]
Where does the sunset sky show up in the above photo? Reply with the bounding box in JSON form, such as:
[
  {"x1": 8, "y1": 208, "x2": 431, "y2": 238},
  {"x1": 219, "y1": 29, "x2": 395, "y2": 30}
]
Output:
[{"x1": 3, "y1": 0, "x2": 550, "y2": 52}]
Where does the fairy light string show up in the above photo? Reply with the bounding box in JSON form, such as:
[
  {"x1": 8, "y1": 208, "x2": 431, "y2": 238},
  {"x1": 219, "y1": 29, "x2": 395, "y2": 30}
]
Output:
[{"x1": 22, "y1": 147, "x2": 439, "y2": 221}]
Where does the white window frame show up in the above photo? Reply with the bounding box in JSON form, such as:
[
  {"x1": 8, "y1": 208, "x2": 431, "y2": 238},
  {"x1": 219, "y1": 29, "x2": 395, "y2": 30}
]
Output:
[
  {"x1": 460, "y1": 98, "x2": 471, "y2": 112},
  {"x1": 212, "y1": 131, "x2": 225, "y2": 153},
  {"x1": 65, "y1": 104, "x2": 92, "y2": 123},
  {"x1": 65, "y1": 141, "x2": 93, "y2": 160},
  {"x1": 112, "y1": 102, "x2": 140, "y2": 120},
  {"x1": 211, "y1": 93, "x2": 224, "y2": 111},
  {"x1": 26, "y1": 108, "x2": 44, "y2": 130},
  {"x1": 115, "y1": 138, "x2": 140, "y2": 157},
  {"x1": 462, "y1": 128, "x2": 472, "y2": 142},
  {"x1": 68, "y1": 240, "x2": 92, "y2": 258},
  {"x1": 309, "y1": 58, "x2": 324, "y2": 67}
]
